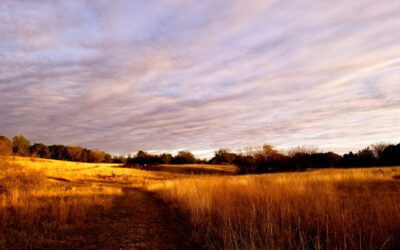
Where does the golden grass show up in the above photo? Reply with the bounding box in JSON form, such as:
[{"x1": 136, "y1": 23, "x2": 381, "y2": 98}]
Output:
[
  {"x1": 8, "y1": 157, "x2": 237, "y2": 190},
  {"x1": 0, "y1": 157, "x2": 124, "y2": 248},
  {"x1": 11, "y1": 157, "x2": 155, "y2": 185},
  {"x1": 151, "y1": 167, "x2": 400, "y2": 249},
  {"x1": 0, "y1": 156, "x2": 231, "y2": 248},
  {"x1": 3, "y1": 156, "x2": 400, "y2": 249}
]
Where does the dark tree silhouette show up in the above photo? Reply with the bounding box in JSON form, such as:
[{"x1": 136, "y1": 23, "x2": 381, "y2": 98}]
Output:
[
  {"x1": 12, "y1": 135, "x2": 31, "y2": 156},
  {"x1": 30, "y1": 143, "x2": 51, "y2": 158},
  {"x1": 371, "y1": 143, "x2": 389, "y2": 160},
  {"x1": 49, "y1": 145, "x2": 71, "y2": 160},
  {"x1": 380, "y1": 144, "x2": 400, "y2": 166},
  {"x1": 2, "y1": 134, "x2": 399, "y2": 171},
  {"x1": 356, "y1": 147, "x2": 376, "y2": 167},
  {"x1": 112, "y1": 155, "x2": 127, "y2": 164},
  {"x1": 160, "y1": 153, "x2": 173, "y2": 164},
  {"x1": 210, "y1": 148, "x2": 236, "y2": 164},
  {"x1": 126, "y1": 151, "x2": 163, "y2": 166},
  {"x1": 172, "y1": 151, "x2": 197, "y2": 164}
]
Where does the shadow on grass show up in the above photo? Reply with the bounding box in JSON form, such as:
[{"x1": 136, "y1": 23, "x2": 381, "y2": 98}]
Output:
[{"x1": 127, "y1": 164, "x2": 237, "y2": 176}]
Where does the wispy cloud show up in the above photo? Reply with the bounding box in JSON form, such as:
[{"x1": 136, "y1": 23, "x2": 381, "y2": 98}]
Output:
[{"x1": 1, "y1": 0, "x2": 400, "y2": 156}]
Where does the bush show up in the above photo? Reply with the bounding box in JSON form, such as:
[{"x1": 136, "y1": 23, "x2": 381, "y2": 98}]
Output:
[{"x1": 0, "y1": 136, "x2": 12, "y2": 156}]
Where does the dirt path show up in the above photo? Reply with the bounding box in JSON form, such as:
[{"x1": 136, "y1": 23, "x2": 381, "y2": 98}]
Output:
[{"x1": 70, "y1": 188, "x2": 203, "y2": 250}]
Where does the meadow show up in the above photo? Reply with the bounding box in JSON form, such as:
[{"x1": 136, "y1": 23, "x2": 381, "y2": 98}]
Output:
[
  {"x1": 151, "y1": 168, "x2": 400, "y2": 249},
  {"x1": 1, "y1": 156, "x2": 399, "y2": 249},
  {"x1": 0, "y1": 156, "x2": 233, "y2": 249},
  {"x1": 0, "y1": 157, "x2": 124, "y2": 248}
]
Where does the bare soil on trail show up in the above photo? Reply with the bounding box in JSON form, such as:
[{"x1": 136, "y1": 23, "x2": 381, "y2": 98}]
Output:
[{"x1": 56, "y1": 188, "x2": 204, "y2": 250}]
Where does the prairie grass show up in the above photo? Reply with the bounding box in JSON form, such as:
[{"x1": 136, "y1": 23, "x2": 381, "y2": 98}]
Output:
[
  {"x1": 9, "y1": 156, "x2": 164, "y2": 186},
  {"x1": 3, "y1": 156, "x2": 400, "y2": 249},
  {"x1": 0, "y1": 156, "x2": 214, "y2": 248},
  {"x1": 152, "y1": 167, "x2": 400, "y2": 249},
  {"x1": 0, "y1": 157, "x2": 122, "y2": 249}
]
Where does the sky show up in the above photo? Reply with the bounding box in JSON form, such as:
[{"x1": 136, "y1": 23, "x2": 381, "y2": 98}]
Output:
[{"x1": 1, "y1": 0, "x2": 400, "y2": 157}]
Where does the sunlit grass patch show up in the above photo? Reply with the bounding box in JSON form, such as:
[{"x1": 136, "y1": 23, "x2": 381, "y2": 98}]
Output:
[
  {"x1": 153, "y1": 167, "x2": 400, "y2": 249},
  {"x1": 0, "y1": 157, "x2": 123, "y2": 249}
]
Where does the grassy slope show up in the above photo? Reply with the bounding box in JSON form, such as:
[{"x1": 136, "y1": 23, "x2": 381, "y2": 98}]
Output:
[{"x1": 9, "y1": 157, "x2": 237, "y2": 186}]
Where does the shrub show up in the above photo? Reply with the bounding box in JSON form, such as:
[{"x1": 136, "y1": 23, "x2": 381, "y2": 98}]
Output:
[{"x1": 0, "y1": 136, "x2": 12, "y2": 156}]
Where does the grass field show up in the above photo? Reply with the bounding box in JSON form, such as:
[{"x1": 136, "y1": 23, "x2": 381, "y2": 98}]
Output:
[
  {"x1": 0, "y1": 156, "x2": 234, "y2": 248},
  {"x1": 0, "y1": 157, "x2": 125, "y2": 248},
  {"x1": 151, "y1": 167, "x2": 400, "y2": 249},
  {"x1": 1, "y1": 156, "x2": 399, "y2": 249}
]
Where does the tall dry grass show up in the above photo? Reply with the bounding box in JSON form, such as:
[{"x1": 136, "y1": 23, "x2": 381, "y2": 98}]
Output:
[
  {"x1": 152, "y1": 168, "x2": 400, "y2": 249},
  {"x1": 0, "y1": 157, "x2": 122, "y2": 249}
]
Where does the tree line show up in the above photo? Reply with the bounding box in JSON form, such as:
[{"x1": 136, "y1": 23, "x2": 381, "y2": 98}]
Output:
[
  {"x1": 211, "y1": 143, "x2": 400, "y2": 173},
  {"x1": 0, "y1": 135, "x2": 114, "y2": 163},
  {"x1": 123, "y1": 142, "x2": 400, "y2": 173},
  {"x1": 1, "y1": 134, "x2": 399, "y2": 173},
  {"x1": 125, "y1": 150, "x2": 204, "y2": 165},
  {"x1": 0, "y1": 134, "x2": 204, "y2": 165}
]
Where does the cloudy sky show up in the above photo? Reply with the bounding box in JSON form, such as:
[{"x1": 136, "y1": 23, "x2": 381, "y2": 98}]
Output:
[{"x1": 1, "y1": 0, "x2": 399, "y2": 157}]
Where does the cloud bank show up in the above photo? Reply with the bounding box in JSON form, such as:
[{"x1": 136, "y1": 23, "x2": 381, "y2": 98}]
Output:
[{"x1": 1, "y1": 0, "x2": 400, "y2": 157}]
